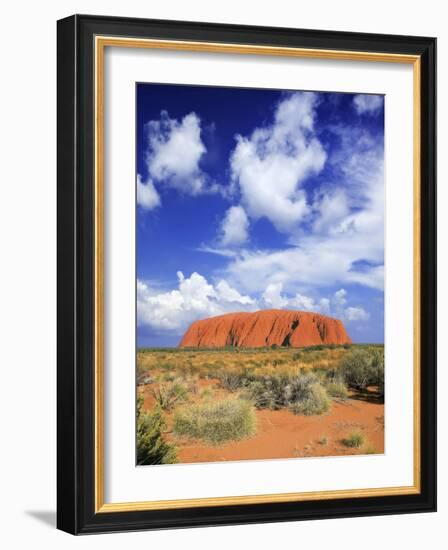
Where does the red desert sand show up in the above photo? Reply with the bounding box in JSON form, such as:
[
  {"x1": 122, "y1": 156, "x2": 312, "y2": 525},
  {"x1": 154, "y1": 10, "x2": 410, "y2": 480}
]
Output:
[
  {"x1": 140, "y1": 380, "x2": 384, "y2": 463},
  {"x1": 179, "y1": 309, "x2": 352, "y2": 348}
]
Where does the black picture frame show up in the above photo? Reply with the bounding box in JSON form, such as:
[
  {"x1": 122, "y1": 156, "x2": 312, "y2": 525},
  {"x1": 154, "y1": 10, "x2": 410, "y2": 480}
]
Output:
[{"x1": 57, "y1": 14, "x2": 436, "y2": 535}]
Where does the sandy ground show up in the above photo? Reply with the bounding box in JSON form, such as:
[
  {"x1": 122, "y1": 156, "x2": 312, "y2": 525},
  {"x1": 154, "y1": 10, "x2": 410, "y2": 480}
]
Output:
[{"x1": 140, "y1": 380, "x2": 384, "y2": 463}]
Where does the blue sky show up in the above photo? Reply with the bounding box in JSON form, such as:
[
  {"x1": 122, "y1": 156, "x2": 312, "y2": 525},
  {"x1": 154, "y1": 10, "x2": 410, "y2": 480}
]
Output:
[{"x1": 136, "y1": 83, "x2": 384, "y2": 347}]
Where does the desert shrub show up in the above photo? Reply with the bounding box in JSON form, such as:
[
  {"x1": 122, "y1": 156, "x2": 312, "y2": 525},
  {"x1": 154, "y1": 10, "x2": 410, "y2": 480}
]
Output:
[
  {"x1": 245, "y1": 371, "x2": 331, "y2": 416},
  {"x1": 247, "y1": 379, "x2": 284, "y2": 409},
  {"x1": 282, "y1": 372, "x2": 318, "y2": 402},
  {"x1": 317, "y1": 436, "x2": 329, "y2": 445},
  {"x1": 216, "y1": 369, "x2": 238, "y2": 390},
  {"x1": 289, "y1": 383, "x2": 331, "y2": 416},
  {"x1": 149, "y1": 378, "x2": 188, "y2": 410},
  {"x1": 369, "y1": 347, "x2": 385, "y2": 397},
  {"x1": 325, "y1": 378, "x2": 349, "y2": 399},
  {"x1": 342, "y1": 431, "x2": 365, "y2": 448},
  {"x1": 173, "y1": 398, "x2": 256, "y2": 445},
  {"x1": 136, "y1": 395, "x2": 177, "y2": 465},
  {"x1": 339, "y1": 350, "x2": 371, "y2": 389},
  {"x1": 216, "y1": 368, "x2": 250, "y2": 391},
  {"x1": 243, "y1": 370, "x2": 293, "y2": 409},
  {"x1": 339, "y1": 348, "x2": 384, "y2": 393}
]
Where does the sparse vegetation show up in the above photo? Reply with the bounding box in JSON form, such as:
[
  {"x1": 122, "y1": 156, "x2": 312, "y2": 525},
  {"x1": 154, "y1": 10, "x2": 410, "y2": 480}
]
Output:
[
  {"x1": 289, "y1": 382, "x2": 331, "y2": 416},
  {"x1": 173, "y1": 398, "x2": 256, "y2": 445},
  {"x1": 149, "y1": 378, "x2": 188, "y2": 410},
  {"x1": 342, "y1": 431, "x2": 365, "y2": 448},
  {"x1": 199, "y1": 387, "x2": 215, "y2": 401},
  {"x1": 216, "y1": 367, "x2": 249, "y2": 391},
  {"x1": 234, "y1": 371, "x2": 332, "y2": 416},
  {"x1": 136, "y1": 344, "x2": 384, "y2": 462},
  {"x1": 339, "y1": 347, "x2": 384, "y2": 397},
  {"x1": 136, "y1": 394, "x2": 177, "y2": 465},
  {"x1": 325, "y1": 378, "x2": 349, "y2": 399}
]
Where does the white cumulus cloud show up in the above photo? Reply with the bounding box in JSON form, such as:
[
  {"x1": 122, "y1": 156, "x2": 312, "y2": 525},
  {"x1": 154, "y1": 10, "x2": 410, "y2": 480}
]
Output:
[
  {"x1": 215, "y1": 280, "x2": 254, "y2": 305},
  {"x1": 144, "y1": 110, "x2": 216, "y2": 196},
  {"x1": 289, "y1": 288, "x2": 369, "y2": 323},
  {"x1": 222, "y1": 124, "x2": 384, "y2": 294},
  {"x1": 333, "y1": 288, "x2": 347, "y2": 308},
  {"x1": 136, "y1": 174, "x2": 161, "y2": 210},
  {"x1": 312, "y1": 189, "x2": 350, "y2": 234},
  {"x1": 219, "y1": 205, "x2": 249, "y2": 246},
  {"x1": 230, "y1": 92, "x2": 326, "y2": 232},
  {"x1": 289, "y1": 292, "x2": 317, "y2": 311},
  {"x1": 137, "y1": 274, "x2": 370, "y2": 337},
  {"x1": 137, "y1": 272, "x2": 255, "y2": 334},
  {"x1": 353, "y1": 94, "x2": 383, "y2": 115},
  {"x1": 289, "y1": 293, "x2": 332, "y2": 314},
  {"x1": 262, "y1": 282, "x2": 289, "y2": 308},
  {"x1": 344, "y1": 306, "x2": 370, "y2": 321}
]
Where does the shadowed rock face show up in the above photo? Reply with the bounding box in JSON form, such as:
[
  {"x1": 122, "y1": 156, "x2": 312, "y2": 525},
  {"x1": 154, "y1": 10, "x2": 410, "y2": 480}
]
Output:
[{"x1": 179, "y1": 309, "x2": 352, "y2": 348}]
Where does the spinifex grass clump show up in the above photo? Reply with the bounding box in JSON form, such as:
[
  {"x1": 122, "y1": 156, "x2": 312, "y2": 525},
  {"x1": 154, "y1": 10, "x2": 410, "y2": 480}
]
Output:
[{"x1": 173, "y1": 397, "x2": 257, "y2": 445}]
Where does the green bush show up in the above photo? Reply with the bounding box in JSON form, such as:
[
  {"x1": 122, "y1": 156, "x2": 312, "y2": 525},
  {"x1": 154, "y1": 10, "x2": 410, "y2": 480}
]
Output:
[
  {"x1": 136, "y1": 395, "x2": 177, "y2": 465},
  {"x1": 342, "y1": 431, "x2": 365, "y2": 448},
  {"x1": 369, "y1": 347, "x2": 385, "y2": 397},
  {"x1": 245, "y1": 371, "x2": 331, "y2": 416},
  {"x1": 289, "y1": 383, "x2": 331, "y2": 416},
  {"x1": 173, "y1": 398, "x2": 256, "y2": 445},
  {"x1": 246, "y1": 373, "x2": 290, "y2": 409},
  {"x1": 339, "y1": 347, "x2": 384, "y2": 394}
]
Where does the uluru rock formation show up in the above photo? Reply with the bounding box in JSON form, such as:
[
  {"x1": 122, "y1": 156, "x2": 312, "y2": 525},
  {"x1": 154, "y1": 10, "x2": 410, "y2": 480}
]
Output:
[{"x1": 179, "y1": 309, "x2": 352, "y2": 349}]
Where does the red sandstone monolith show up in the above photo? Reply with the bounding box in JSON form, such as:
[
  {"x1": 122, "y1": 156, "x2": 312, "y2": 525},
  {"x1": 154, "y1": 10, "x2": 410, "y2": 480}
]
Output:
[{"x1": 179, "y1": 309, "x2": 352, "y2": 348}]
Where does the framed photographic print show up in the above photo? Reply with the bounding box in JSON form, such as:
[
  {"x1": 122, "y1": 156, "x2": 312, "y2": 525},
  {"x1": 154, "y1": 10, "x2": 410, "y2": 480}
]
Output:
[{"x1": 57, "y1": 14, "x2": 436, "y2": 534}]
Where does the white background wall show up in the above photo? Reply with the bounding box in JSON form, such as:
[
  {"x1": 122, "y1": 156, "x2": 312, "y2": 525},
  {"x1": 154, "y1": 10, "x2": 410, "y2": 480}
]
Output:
[{"x1": 0, "y1": 1, "x2": 444, "y2": 547}]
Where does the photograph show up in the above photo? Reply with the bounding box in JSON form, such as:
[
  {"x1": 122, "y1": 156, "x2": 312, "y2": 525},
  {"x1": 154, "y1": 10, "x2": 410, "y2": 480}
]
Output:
[
  {"x1": 54, "y1": 11, "x2": 436, "y2": 536},
  {"x1": 135, "y1": 83, "x2": 385, "y2": 465}
]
